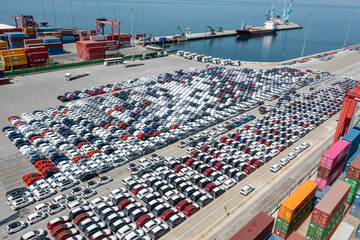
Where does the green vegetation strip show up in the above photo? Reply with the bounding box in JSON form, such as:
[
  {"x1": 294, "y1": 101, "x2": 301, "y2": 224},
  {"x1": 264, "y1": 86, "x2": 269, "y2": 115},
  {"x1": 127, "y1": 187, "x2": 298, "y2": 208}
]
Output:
[{"x1": 4, "y1": 50, "x2": 178, "y2": 77}]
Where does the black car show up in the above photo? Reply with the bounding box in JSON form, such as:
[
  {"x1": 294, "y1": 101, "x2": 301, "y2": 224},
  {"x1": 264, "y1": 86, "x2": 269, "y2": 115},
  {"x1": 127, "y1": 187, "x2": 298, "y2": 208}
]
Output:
[{"x1": 79, "y1": 171, "x2": 98, "y2": 182}]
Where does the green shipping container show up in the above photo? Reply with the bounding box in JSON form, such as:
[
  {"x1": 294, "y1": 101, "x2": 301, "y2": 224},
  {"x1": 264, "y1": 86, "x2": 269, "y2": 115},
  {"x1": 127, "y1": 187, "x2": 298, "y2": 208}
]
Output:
[
  {"x1": 275, "y1": 217, "x2": 283, "y2": 230},
  {"x1": 307, "y1": 221, "x2": 317, "y2": 239},
  {"x1": 313, "y1": 203, "x2": 345, "y2": 240}
]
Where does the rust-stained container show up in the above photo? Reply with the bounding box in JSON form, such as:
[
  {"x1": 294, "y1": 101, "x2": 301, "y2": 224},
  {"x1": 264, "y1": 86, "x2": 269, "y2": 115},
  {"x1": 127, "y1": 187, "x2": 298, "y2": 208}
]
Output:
[
  {"x1": 287, "y1": 232, "x2": 307, "y2": 240},
  {"x1": 311, "y1": 181, "x2": 350, "y2": 228},
  {"x1": 230, "y1": 211, "x2": 274, "y2": 240},
  {"x1": 346, "y1": 155, "x2": 360, "y2": 181},
  {"x1": 277, "y1": 180, "x2": 318, "y2": 223}
]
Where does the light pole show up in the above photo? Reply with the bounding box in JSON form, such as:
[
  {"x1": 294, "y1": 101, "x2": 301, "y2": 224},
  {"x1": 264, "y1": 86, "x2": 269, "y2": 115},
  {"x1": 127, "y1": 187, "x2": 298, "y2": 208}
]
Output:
[
  {"x1": 82, "y1": 0, "x2": 87, "y2": 31},
  {"x1": 343, "y1": 13, "x2": 355, "y2": 50},
  {"x1": 51, "y1": 0, "x2": 57, "y2": 26},
  {"x1": 301, "y1": 13, "x2": 312, "y2": 59},
  {"x1": 41, "y1": 0, "x2": 46, "y2": 20},
  {"x1": 130, "y1": 8, "x2": 134, "y2": 61},
  {"x1": 69, "y1": 0, "x2": 75, "y2": 28}
]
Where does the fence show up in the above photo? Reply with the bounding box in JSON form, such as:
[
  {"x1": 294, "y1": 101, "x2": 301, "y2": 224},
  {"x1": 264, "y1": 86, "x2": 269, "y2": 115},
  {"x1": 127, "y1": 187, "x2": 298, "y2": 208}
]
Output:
[
  {"x1": 4, "y1": 50, "x2": 179, "y2": 77},
  {"x1": 265, "y1": 162, "x2": 320, "y2": 216}
]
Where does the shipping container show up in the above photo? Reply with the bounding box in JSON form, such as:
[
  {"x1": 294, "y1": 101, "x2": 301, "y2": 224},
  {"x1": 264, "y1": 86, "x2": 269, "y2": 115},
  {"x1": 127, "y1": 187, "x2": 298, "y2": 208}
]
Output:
[
  {"x1": 356, "y1": 224, "x2": 360, "y2": 239},
  {"x1": 267, "y1": 235, "x2": 283, "y2": 240},
  {"x1": 278, "y1": 180, "x2": 318, "y2": 223},
  {"x1": 316, "y1": 158, "x2": 345, "y2": 190},
  {"x1": 0, "y1": 48, "x2": 25, "y2": 56},
  {"x1": 344, "y1": 149, "x2": 360, "y2": 172},
  {"x1": 343, "y1": 127, "x2": 360, "y2": 160},
  {"x1": 346, "y1": 155, "x2": 360, "y2": 181},
  {"x1": 230, "y1": 211, "x2": 274, "y2": 240},
  {"x1": 350, "y1": 188, "x2": 360, "y2": 219},
  {"x1": 330, "y1": 221, "x2": 355, "y2": 240},
  {"x1": 320, "y1": 140, "x2": 350, "y2": 170},
  {"x1": 287, "y1": 232, "x2": 307, "y2": 240}
]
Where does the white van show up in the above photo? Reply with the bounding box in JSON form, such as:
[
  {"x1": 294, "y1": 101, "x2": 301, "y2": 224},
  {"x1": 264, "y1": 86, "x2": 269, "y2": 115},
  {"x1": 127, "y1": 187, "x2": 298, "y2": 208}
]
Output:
[
  {"x1": 279, "y1": 158, "x2": 290, "y2": 166},
  {"x1": 27, "y1": 212, "x2": 47, "y2": 225},
  {"x1": 34, "y1": 203, "x2": 50, "y2": 213},
  {"x1": 270, "y1": 163, "x2": 282, "y2": 173}
]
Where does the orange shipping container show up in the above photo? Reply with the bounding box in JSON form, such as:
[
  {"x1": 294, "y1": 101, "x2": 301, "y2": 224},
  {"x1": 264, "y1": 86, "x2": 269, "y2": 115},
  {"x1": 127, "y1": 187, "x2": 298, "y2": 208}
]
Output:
[
  {"x1": 0, "y1": 48, "x2": 25, "y2": 56},
  {"x1": 1, "y1": 59, "x2": 28, "y2": 67},
  {"x1": 278, "y1": 180, "x2": 318, "y2": 223},
  {"x1": 1, "y1": 54, "x2": 27, "y2": 62},
  {"x1": 0, "y1": 40, "x2": 7, "y2": 48}
]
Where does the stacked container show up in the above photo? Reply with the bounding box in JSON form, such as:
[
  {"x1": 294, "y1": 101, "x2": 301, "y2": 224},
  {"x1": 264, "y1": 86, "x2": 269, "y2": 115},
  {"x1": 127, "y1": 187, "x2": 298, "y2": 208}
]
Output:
[
  {"x1": 78, "y1": 30, "x2": 89, "y2": 41},
  {"x1": 349, "y1": 188, "x2": 360, "y2": 219},
  {"x1": 59, "y1": 29, "x2": 75, "y2": 43},
  {"x1": 76, "y1": 40, "x2": 104, "y2": 60},
  {"x1": 230, "y1": 211, "x2": 274, "y2": 240},
  {"x1": 90, "y1": 35, "x2": 105, "y2": 41},
  {"x1": 101, "y1": 40, "x2": 120, "y2": 58},
  {"x1": 5, "y1": 32, "x2": 26, "y2": 48},
  {"x1": 0, "y1": 69, "x2": 10, "y2": 85},
  {"x1": 343, "y1": 126, "x2": 360, "y2": 164},
  {"x1": 287, "y1": 232, "x2": 307, "y2": 240},
  {"x1": 274, "y1": 180, "x2": 318, "y2": 239},
  {"x1": 24, "y1": 46, "x2": 49, "y2": 68},
  {"x1": 43, "y1": 38, "x2": 63, "y2": 55},
  {"x1": 88, "y1": 30, "x2": 96, "y2": 36},
  {"x1": 329, "y1": 221, "x2": 355, "y2": 240},
  {"x1": 344, "y1": 149, "x2": 360, "y2": 173},
  {"x1": 0, "y1": 48, "x2": 28, "y2": 70},
  {"x1": 24, "y1": 39, "x2": 45, "y2": 48},
  {"x1": 316, "y1": 139, "x2": 350, "y2": 190},
  {"x1": 306, "y1": 181, "x2": 351, "y2": 240},
  {"x1": 356, "y1": 224, "x2": 360, "y2": 239},
  {"x1": 0, "y1": 69, "x2": 4, "y2": 78},
  {"x1": 0, "y1": 40, "x2": 7, "y2": 51},
  {"x1": 344, "y1": 155, "x2": 360, "y2": 203}
]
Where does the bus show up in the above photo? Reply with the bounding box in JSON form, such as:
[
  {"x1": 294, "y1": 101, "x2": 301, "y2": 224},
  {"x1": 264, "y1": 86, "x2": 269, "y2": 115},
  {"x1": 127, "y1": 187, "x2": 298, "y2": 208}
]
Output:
[{"x1": 104, "y1": 57, "x2": 123, "y2": 66}]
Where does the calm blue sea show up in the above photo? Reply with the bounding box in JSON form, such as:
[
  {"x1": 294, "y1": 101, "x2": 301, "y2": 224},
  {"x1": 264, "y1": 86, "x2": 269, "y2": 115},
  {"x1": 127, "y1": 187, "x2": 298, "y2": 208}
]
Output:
[{"x1": 0, "y1": 0, "x2": 359, "y2": 61}]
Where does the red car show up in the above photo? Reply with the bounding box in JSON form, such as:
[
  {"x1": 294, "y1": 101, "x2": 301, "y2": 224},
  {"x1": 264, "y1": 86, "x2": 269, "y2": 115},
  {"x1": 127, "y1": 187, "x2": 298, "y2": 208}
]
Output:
[
  {"x1": 252, "y1": 160, "x2": 264, "y2": 168},
  {"x1": 254, "y1": 129, "x2": 262, "y2": 135},
  {"x1": 131, "y1": 185, "x2": 147, "y2": 195},
  {"x1": 214, "y1": 162, "x2": 225, "y2": 170},
  {"x1": 245, "y1": 158, "x2": 256, "y2": 165},
  {"x1": 136, "y1": 214, "x2": 155, "y2": 227},
  {"x1": 47, "y1": 217, "x2": 71, "y2": 230},
  {"x1": 173, "y1": 164, "x2": 185, "y2": 173},
  {"x1": 50, "y1": 223, "x2": 73, "y2": 237},
  {"x1": 40, "y1": 166, "x2": 57, "y2": 174},
  {"x1": 264, "y1": 140, "x2": 274, "y2": 146},
  {"x1": 212, "y1": 152, "x2": 222, "y2": 158},
  {"x1": 23, "y1": 172, "x2": 42, "y2": 182},
  {"x1": 161, "y1": 209, "x2": 178, "y2": 221},
  {"x1": 276, "y1": 145, "x2": 286, "y2": 152},
  {"x1": 183, "y1": 204, "x2": 199, "y2": 216},
  {"x1": 200, "y1": 145, "x2": 210, "y2": 152},
  {"x1": 289, "y1": 116, "x2": 297, "y2": 119},
  {"x1": 272, "y1": 130, "x2": 279, "y2": 135},
  {"x1": 185, "y1": 158, "x2": 196, "y2": 166},
  {"x1": 33, "y1": 160, "x2": 51, "y2": 168},
  {"x1": 233, "y1": 135, "x2": 241, "y2": 141},
  {"x1": 190, "y1": 150, "x2": 200, "y2": 157},
  {"x1": 37, "y1": 163, "x2": 55, "y2": 170},
  {"x1": 257, "y1": 137, "x2": 266, "y2": 144},
  {"x1": 117, "y1": 198, "x2": 135, "y2": 210},
  {"x1": 73, "y1": 212, "x2": 94, "y2": 225},
  {"x1": 203, "y1": 168, "x2": 215, "y2": 177},
  {"x1": 273, "y1": 120, "x2": 280, "y2": 124},
  {"x1": 224, "y1": 139, "x2": 234, "y2": 145},
  {"x1": 25, "y1": 176, "x2": 44, "y2": 186},
  {"x1": 302, "y1": 123, "x2": 309, "y2": 128},
  {"x1": 243, "y1": 165, "x2": 255, "y2": 174},
  {"x1": 219, "y1": 136, "x2": 228, "y2": 142},
  {"x1": 204, "y1": 183, "x2": 217, "y2": 192},
  {"x1": 176, "y1": 200, "x2": 191, "y2": 211},
  {"x1": 243, "y1": 125, "x2": 251, "y2": 130},
  {"x1": 242, "y1": 146, "x2": 251, "y2": 153}
]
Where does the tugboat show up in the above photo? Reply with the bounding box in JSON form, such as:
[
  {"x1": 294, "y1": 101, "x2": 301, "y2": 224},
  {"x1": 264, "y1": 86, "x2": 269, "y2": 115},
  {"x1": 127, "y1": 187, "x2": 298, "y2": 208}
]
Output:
[{"x1": 236, "y1": 21, "x2": 276, "y2": 38}]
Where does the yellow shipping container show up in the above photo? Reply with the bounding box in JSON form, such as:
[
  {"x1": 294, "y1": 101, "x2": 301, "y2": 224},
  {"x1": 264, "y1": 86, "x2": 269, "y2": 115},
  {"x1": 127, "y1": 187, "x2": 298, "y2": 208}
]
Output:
[
  {"x1": 0, "y1": 40, "x2": 7, "y2": 48},
  {"x1": 1, "y1": 54, "x2": 27, "y2": 63},
  {"x1": 277, "y1": 180, "x2": 318, "y2": 223},
  {"x1": 1, "y1": 59, "x2": 28, "y2": 67},
  {"x1": 0, "y1": 49, "x2": 25, "y2": 56}
]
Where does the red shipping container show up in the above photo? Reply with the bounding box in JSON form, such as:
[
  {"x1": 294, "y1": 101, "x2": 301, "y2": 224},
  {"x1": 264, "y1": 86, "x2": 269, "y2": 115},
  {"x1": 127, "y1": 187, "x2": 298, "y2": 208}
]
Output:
[
  {"x1": 25, "y1": 46, "x2": 47, "y2": 53},
  {"x1": 11, "y1": 45, "x2": 24, "y2": 49},
  {"x1": 318, "y1": 156, "x2": 345, "y2": 180},
  {"x1": 0, "y1": 78, "x2": 11, "y2": 85},
  {"x1": 135, "y1": 33, "x2": 146, "y2": 38},
  {"x1": 104, "y1": 45, "x2": 119, "y2": 51},
  {"x1": 26, "y1": 52, "x2": 49, "y2": 59},
  {"x1": 101, "y1": 40, "x2": 118, "y2": 46},
  {"x1": 28, "y1": 58, "x2": 48, "y2": 64},
  {"x1": 9, "y1": 37, "x2": 25, "y2": 42},
  {"x1": 312, "y1": 181, "x2": 350, "y2": 228},
  {"x1": 346, "y1": 155, "x2": 360, "y2": 180},
  {"x1": 287, "y1": 232, "x2": 307, "y2": 240},
  {"x1": 0, "y1": 28, "x2": 22, "y2": 34},
  {"x1": 24, "y1": 39, "x2": 43, "y2": 44},
  {"x1": 230, "y1": 211, "x2": 274, "y2": 240},
  {"x1": 59, "y1": 29, "x2": 73, "y2": 35},
  {"x1": 46, "y1": 43, "x2": 63, "y2": 48}
]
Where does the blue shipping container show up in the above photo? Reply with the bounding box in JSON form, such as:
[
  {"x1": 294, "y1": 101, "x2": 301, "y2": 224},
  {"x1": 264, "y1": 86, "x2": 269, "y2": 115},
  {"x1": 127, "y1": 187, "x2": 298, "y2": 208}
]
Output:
[
  {"x1": 43, "y1": 38, "x2": 61, "y2": 44},
  {"x1": 267, "y1": 234, "x2": 283, "y2": 240},
  {"x1": 356, "y1": 225, "x2": 360, "y2": 239},
  {"x1": 344, "y1": 148, "x2": 360, "y2": 172},
  {"x1": 343, "y1": 127, "x2": 360, "y2": 161}
]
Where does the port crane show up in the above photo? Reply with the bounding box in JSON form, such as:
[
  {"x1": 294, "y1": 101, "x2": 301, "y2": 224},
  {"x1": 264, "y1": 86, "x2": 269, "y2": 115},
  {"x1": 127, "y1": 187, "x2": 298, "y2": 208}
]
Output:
[
  {"x1": 205, "y1": 26, "x2": 215, "y2": 35},
  {"x1": 14, "y1": 15, "x2": 37, "y2": 38},
  {"x1": 176, "y1": 26, "x2": 185, "y2": 37},
  {"x1": 333, "y1": 81, "x2": 360, "y2": 144},
  {"x1": 95, "y1": 18, "x2": 121, "y2": 41},
  {"x1": 282, "y1": 0, "x2": 293, "y2": 23}
]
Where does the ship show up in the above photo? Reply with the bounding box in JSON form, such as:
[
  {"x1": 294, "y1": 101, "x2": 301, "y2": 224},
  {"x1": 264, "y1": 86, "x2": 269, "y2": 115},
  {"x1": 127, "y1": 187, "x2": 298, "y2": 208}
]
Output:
[{"x1": 236, "y1": 21, "x2": 276, "y2": 38}]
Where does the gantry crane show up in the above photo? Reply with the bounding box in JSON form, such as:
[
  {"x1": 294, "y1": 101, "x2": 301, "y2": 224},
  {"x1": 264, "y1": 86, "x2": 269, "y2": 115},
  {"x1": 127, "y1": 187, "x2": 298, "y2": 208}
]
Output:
[
  {"x1": 333, "y1": 82, "x2": 360, "y2": 144},
  {"x1": 14, "y1": 15, "x2": 37, "y2": 38},
  {"x1": 205, "y1": 26, "x2": 215, "y2": 35},
  {"x1": 176, "y1": 26, "x2": 185, "y2": 36},
  {"x1": 95, "y1": 18, "x2": 121, "y2": 41}
]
